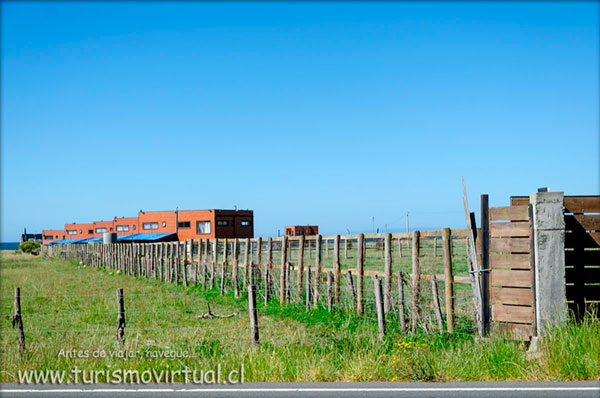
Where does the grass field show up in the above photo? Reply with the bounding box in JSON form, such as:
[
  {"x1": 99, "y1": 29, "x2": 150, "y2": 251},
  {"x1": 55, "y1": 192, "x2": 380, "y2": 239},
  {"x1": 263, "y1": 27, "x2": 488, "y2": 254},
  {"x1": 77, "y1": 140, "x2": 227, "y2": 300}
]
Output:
[{"x1": 1, "y1": 251, "x2": 598, "y2": 383}]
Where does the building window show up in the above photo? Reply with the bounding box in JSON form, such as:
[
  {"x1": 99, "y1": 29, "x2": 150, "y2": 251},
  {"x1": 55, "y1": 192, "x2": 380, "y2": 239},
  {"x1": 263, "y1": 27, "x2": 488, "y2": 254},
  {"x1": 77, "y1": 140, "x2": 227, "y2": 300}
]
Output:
[
  {"x1": 240, "y1": 220, "x2": 252, "y2": 226},
  {"x1": 217, "y1": 220, "x2": 229, "y2": 226},
  {"x1": 162, "y1": 221, "x2": 166, "y2": 227},
  {"x1": 96, "y1": 227, "x2": 107, "y2": 233},
  {"x1": 178, "y1": 221, "x2": 191, "y2": 229},
  {"x1": 67, "y1": 230, "x2": 77, "y2": 235},
  {"x1": 197, "y1": 221, "x2": 211, "y2": 234},
  {"x1": 79, "y1": 229, "x2": 82, "y2": 234},
  {"x1": 133, "y1": 225, "x2": 136, "y2": 231},
  {"x1": 45, "y1": 236, "x2": 53, "y2": 240},
  {"x1": 143, "y1": 222, "x2": 159, "y2": 230},
  {"x1": 116, "y1": 225, "x2": 129, "y2": 232},
  {"x1": 110, "y1": 227, "x2": 113, "y2": 232},
  {"x1": 88, "y1": 229, "x2": 93, "y2": 234}
]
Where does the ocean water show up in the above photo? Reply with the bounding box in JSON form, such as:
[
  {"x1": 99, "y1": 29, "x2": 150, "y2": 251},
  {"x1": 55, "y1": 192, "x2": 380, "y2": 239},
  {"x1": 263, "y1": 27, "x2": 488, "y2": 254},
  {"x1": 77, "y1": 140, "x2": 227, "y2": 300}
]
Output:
[{"x1": 0, "y1": 242, "x2": 20, "y2": 251}]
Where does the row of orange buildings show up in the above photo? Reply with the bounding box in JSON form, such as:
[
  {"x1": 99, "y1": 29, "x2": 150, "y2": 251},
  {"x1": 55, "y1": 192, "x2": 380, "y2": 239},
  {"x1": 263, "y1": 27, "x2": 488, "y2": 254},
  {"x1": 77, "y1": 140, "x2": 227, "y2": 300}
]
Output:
[{"x1": 42, "y1": 209, "x2": 253, "y2": 245}]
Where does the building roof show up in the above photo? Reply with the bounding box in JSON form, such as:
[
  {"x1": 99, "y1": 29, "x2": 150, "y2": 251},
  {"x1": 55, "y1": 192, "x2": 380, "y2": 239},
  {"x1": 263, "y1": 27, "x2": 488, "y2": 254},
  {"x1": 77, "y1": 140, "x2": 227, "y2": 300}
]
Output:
[{"x1": 117, "y1": 233, "x2": 176, "y2": 242}]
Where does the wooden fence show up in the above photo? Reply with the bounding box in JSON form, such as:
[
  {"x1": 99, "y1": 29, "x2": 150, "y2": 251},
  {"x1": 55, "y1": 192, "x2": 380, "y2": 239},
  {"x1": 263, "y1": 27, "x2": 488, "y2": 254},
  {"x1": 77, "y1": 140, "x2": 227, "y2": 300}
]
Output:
[
  {"x1": 564, "y1": 196, "x2": 600, "y2": 319},
  {"x1": 41, "y1": 229, "x2": 476, "y2": 334}
]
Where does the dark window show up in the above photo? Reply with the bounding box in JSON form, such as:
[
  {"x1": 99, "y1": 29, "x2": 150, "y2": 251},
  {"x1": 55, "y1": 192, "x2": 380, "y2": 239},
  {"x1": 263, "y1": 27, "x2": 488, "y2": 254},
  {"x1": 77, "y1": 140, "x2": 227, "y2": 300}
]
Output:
[
  {"x1": 45, "y1": 235, "x2": 53, "y2": 240},
  {"x1": 88, "y1": 229, "x2": 93, "y2": 234},
  {"x1": 197, "y1": 221, "x2": 211, "y2": 234},
  {"x1": 178, "y1": 221, "x2": 191, "y2": 229},
  {"x1": 133, "y1": 225, "x2": 136, "y2": 230},
  {"x1": 79, "y1": 229, "x2": 82, "y2": 234},
  {"x1": 143, "y1": 222, "x2": 159, "y2": 230},
  {"x1": 162, "y1": 221, "x2": 166, "y2": 227},
  {"x1": 110, "y1": 227, "x2": 113, "y2": 232},
  {"x1": 297, "y1": 230, "x2": 305, "y2": 236},
  {"x1": 217, "y1": 220, "x2": 229, "y2": 226}
]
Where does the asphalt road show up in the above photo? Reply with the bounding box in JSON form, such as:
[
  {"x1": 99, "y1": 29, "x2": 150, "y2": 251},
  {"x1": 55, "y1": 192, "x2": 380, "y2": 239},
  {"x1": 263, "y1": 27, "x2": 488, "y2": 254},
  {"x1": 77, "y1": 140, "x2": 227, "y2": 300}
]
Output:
[{"x1": 1, "y1": 381, "x2": 599, "y2": 398}]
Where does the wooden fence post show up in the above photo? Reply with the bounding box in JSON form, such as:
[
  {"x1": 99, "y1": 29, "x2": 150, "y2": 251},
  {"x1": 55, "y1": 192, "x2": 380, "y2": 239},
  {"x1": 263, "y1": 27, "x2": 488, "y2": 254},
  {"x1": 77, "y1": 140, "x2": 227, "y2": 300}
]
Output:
[
  {"x1": 233, "y1": 239, "x2": 239, "y2": 298},
  {"x1": 12, "y1": 287, "x2": 25, "y2": 352},
  {"x1": 313, "y1": 235, "x2": 322, "y2": 308},
  {"x1": 384, "y1": 233, "x2": 392, "y2": 313},
  {"x1": 356, "y1": 234, "x2": 364, "y2": 316},
  {"x1": 280, "y1": 235, "x2": 287, "y2": 304},
  {"x1": 182, "y1": 241, "x2": 188, "y2": 287},
  {"x1": 442, "y1": 228, "x2": 454, "y2": 333},
  {"x1": 397, "y1": 271, "x2": 406, "y2": 332},
  {"x1": 327, "y1": 271, "x2": 333, "y2": 312},
  {"x1": 243, "y1": 238, "x2": 250, "y2": 290},
  {"x1": 248, "y1": 285, "x2": 259, "y2": 345},
  {"x1": 305, "y1": 265, "x2": 311, "y2": 312},
  {"x1": 220, "y1": 239, "x2": 227, "y2": 295},
  {"x1": 434, "y1": 237, "x2": 438, "y2": 257},
  {"x1": 373, "y1": 276, "x2": 386, "y2": 341},
  {"x1": 211, "y1": 239, "x2": 217, "y2": 289},
  {"x1": 431, "y1": 275, "x2": 444, "y2": 333},
  {"x1": 411, "y1": 230, "x2": 421, "y2": 330},
  {"x1": 296, "y1": 236, "x2": 305, "y2": 299},
  {"x1": 116, "y1": 288, "x2": 125, "y2": 345},
  {"x1": 333, "y1": 235, "x2": 340, "y2": 304},
  {"x1": 175, "y1": 242, "x2": 180, "y2": 286},
  {"x1": 347, "y1": 271, "x2": 357, "y2": 310}
]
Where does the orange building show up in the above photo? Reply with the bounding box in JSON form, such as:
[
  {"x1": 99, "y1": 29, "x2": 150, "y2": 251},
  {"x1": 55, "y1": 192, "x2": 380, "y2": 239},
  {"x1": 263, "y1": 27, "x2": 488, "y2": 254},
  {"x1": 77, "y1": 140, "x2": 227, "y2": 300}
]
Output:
[
  {"x1": 43, "y1": 209, "x2": 253, "y2": 244},
  {"x1": 113, "y1": 217, "x2": 140, "y2": 236},
  {"x1": 285, "y1": 225, "x2": 318, "y2": 237},
  {"x1": 64, "y1": 223, "x2": 94, "y2": 240},
  {"x1": 42, "y1": 229, "x2": 66, "y2": 244}
]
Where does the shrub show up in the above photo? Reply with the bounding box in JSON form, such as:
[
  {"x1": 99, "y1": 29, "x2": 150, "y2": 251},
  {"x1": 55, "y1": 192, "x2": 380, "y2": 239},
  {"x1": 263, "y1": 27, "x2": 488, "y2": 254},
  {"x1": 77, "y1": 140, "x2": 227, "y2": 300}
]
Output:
[{"x1": 19, "y1": 241, "x2": 41, "y2": 255}]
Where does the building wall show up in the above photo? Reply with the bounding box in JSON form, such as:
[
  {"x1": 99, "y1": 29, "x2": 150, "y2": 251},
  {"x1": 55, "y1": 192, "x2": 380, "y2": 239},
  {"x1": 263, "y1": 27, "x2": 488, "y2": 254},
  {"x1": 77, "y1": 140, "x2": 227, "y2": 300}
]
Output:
[
  {"x1": 176, "y1": 210, "x2": 215, "y2": 240},
  {"x1": 42, "y1": 229, "x2": 66, "y2": 245},
  {"x1": 214, "y1": 210, "x2": 253, "y2": 239},
  {"x1": 43, "y1": 209, "x2": 254, "y2": 243},
  {"x1": 138, "y1": 211, "x2": 177, "y2": 234},
  {"x1": 113, "y1": 217, "x2": 140, "y2": 236},
  {"x1": 92, "y1": 221, "x2": 115, "y2": 237},
  {"x1": 64, "y1": 223, "x2": 95, "y2": 240},
  {"x1": 285, "y1": 225, "x2": 318, "y2": 236}
]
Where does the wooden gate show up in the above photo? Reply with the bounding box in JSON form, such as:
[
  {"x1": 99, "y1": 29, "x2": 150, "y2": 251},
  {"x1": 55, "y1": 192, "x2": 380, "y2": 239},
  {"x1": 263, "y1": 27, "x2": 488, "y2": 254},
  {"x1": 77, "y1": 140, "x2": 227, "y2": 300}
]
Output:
[
  {"x1": 488, "y1": 198, "x2": 535, "y2": 338},
  {"x1": 564, "y1": 196, "x2": 600, "y2": 319}
]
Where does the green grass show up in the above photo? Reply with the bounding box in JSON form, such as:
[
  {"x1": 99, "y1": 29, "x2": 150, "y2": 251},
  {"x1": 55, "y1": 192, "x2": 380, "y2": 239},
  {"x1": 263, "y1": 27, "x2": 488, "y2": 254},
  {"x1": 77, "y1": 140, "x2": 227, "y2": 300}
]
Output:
[{"x1": 1, "y1": 251, "x2": 598, "y2": 382}]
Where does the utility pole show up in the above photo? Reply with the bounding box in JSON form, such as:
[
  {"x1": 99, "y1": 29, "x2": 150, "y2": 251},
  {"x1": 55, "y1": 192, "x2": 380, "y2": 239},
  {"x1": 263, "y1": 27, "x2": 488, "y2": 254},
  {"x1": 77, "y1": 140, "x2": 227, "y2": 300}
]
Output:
[{"x1": 405, "y1": 212, "x2": 410, "y2": 234}]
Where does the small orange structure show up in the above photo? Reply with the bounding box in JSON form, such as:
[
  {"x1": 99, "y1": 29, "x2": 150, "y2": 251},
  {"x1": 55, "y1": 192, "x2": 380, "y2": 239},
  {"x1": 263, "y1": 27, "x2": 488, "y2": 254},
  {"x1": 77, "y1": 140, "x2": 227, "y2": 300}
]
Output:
[
  {"x1": 42, "y1": 229, "x2": 66, "y2": 245},
  {"x1": 284, "y1": 225, "x2": 319, "y2": 237}
]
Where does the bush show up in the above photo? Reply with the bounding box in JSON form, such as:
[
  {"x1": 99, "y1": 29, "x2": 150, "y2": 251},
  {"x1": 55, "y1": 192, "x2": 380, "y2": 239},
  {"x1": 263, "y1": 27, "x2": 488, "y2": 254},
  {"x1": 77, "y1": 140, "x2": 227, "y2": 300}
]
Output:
[{"x1": 19, "y1": 241, "x2": 41, "y2": 255}]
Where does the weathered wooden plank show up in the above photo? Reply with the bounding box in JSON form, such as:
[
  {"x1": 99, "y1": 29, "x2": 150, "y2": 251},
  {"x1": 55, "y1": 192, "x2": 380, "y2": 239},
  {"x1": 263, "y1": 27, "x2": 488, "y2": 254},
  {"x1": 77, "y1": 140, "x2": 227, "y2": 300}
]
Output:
[
  {"x1": 490, "y1": 253, "x2": 531, "y2": 269},
  {"x1": 490, "y1": 206, "x2": 529, "y2": 222},
  {"x1": 491, "y1": 269, "x2": 532, "y2": 288},
  {"x1": 564, "y1": 196, "x2": 600, "y2": 214},
  {"x1": 565, "y1": 214, "x2": 600, "y2": 232},
  {"x1": 492, "y1": 322, "x2": 532, "y2": 339},
  {"x1": 490, "y1": 237, "x2": 530, "y2": 253},
  {"x1": 491, "y1": 287, "x2": 533, "y2": 306},
  {"x1": 490, "y1": 222, "x2": 530, "y2": 238},
  {"x1": 492, "y1": 304, "x2": 534, "y2": 324},
  {"x1": 510, "y1": 196, "x2": 529, "y2": 207}
]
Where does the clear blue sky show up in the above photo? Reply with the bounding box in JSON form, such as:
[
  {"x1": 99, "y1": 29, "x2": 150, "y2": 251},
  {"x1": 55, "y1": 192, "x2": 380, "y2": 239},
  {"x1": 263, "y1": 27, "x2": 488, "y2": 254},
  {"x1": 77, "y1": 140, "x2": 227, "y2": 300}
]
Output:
[{"x1": 2, "y1": 2, "x2": 598, "y2": 241}]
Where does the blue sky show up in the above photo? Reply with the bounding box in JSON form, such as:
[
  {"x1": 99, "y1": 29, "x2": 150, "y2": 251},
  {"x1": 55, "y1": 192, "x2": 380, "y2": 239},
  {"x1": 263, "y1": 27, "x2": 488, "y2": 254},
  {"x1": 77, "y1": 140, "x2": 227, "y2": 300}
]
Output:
[{"x1": 1, "y1": 2, "x2": 598, "y2": 241}]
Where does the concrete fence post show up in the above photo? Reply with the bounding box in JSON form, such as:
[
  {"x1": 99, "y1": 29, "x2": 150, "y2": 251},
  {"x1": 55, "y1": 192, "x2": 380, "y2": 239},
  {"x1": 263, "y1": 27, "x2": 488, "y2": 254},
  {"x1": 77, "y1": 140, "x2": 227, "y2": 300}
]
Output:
[{"x1": 530, "y1": 191, "x2": 566, "y2": 336}]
